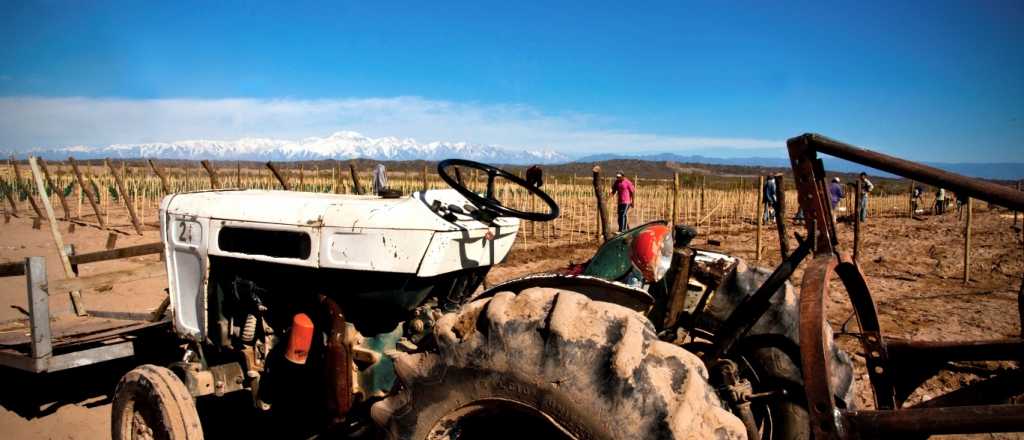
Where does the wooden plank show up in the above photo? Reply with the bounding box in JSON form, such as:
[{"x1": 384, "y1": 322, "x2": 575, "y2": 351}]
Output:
[
  {"x1": 0, "y1": 261, "x2": 24, "y2": 277},
  {"x1": 48, "y1": 262, "x2": 165, "y2": 293},
  {"x1": 25, "y1": 257, "x2": 52, "y2": 359},
  {"x1": 46, "y1": 340, "x2": 134, "y2": 372},
  {"x1": 68, "y1": 242, "x2": 163, "y2": 265}
]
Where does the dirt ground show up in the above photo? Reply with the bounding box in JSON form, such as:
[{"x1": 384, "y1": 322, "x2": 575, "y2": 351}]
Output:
[{"x1": 0, "y1": 203, "x2": 1022, "y2": 439}]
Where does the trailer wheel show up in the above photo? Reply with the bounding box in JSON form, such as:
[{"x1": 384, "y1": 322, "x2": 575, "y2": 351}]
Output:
[
  {"x1": 371, "y1": 288, "x2": 746, "y2": 440},
  {"x1": 112, "y1": 364, "x2": 203, "y2": 440}
]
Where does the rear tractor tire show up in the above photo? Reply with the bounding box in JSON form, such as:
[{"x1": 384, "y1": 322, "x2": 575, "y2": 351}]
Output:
[
  {"x1": 372, "y1": 288, "x2": 746, "y2": 440},
  {"x1": 111, "y1": 364, "x2": 204, "y2": 440}
]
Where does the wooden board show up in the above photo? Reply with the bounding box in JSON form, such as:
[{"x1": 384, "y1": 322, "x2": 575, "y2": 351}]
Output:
[{"x1": 0, "y1": 315, "x2": 166, "y2": 353}]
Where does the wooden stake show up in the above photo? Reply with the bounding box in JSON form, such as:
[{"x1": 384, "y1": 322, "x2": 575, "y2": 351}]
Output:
[
  {"x1": 106, "y1": 158, "x2": 143, "y2": 235},
  {"x1": 964, "y1": 197, "x2": 972, "y2": 283},
  {"x1": 756, "y1": 175, "x2": 764, "y2": 262},
  {"x1": 334, "y1": 165, "x2": 343, "y2": 194},
  {"x1": 200, "y1": 160, "x2": 221, "y2": 189},
  {"x1": 422, "y1": 165, "x2": 428, "y2": 193},
  {"x1": 266, "y1": 161, "x2": 291, "y2": 190},
  {"x1": 28, "y1": 157, "x2": 86, "y2": 315},
  {"x1": 69, "y1": 157, "x2": 106, "y2": 230},
  {"x1": 349, "y1": 162, "x2": 363, "y2": 195},
  {"x1": 671, "y1": 173, "x2": 679, "y2": 226},
  {"x1": 236, "y1": 161, "x2": 241, "y2": 188},
  {"x1": 854, "y1": 179, "x2": 862, "y2": 262},
  {"x1": 2, "y1": 178, "x2": 17, "y2": 215},
  {"x1": 38, "y1": 158, "x2": 71, "y2": 220},
  {"x1": 592, "y1": 165, "x2": 614, "y2": 242},
  {"x1": 148, "y1": 159, "x2": 171, "y2": 194}
]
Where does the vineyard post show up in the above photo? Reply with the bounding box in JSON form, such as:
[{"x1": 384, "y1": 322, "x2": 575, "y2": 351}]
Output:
[
  {"x1": 236, "y1": 161, "x2": 241, "y2": 188},
  {"x1": 200, "y1": 160, "x2": 221, "y2": 189},
  {"x1": 349, "y1": 162, "x2": 363, "y2": 195},
  {"x1": 29, "y1": 156, "x2": 86, "y2": 315},
  {"x1": 148, "y1": 159, "x2": 171, "y2": 194},
  {"x1": 773, "y1": 174, "x2": 790, "y2": 259},
  {"x1": 2, "y1": 180, "x2": 17, "y2": 216},
  {"x1": 854, "y1": 179, "x2": 862, "y2": 261},
  {"x1": 592, "y1": 165, "x2": 614, "y2": 242},
  {"x1": 37, "y1": 158, "x2": 71, "y2": 220},
  {"x1": 3, "y1": 158, "x2": 19, "y2": 215},
  {"x1": 756, "y1": 175, "x2": 764, "y2": 262},
  {"x1": 69, "y1": 157, "x2": 106, "y2": 230},
  {"x1": 265, "y1": 161, "x2": 291, "y2": 190},
  {"x1": 421, "y1": 165, "x2": 428, "y2": 193},
  {"x1": 671, "y1": 173, "x2": 679, "y2": 225},
  {"x1": 106, "y1": 158, "x2": 143, "y2": 235},
  {"x1": 699, "y1": 176, "x2": 706, "y2": 229},
  {"x1": 299, "y1": 164, "x2": 305, "y2": 190},
  {"x1": 334, "y1": 164, "x2": 343, "y2": 194},
  {"x1": 964, "y1": 197, "x2": 972, "y2": 283},
  {"x1": 11, "y1": 157, "x2": 45, "y2": 220}
]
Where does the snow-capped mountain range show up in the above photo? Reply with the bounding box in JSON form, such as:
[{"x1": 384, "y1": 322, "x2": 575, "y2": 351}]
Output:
[{"x1": 15, "y1": 131, "x2": 570, "y2": 164}]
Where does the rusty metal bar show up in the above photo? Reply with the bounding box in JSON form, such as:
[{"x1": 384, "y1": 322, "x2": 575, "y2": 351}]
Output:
[
  {"x1": 798, "y1": 254, "x2": 841, "y2": 438},
  {"x1": 319, "y1": 294, "x2": 352, "y2": 427},
  {"x1": 845, "y1": 404, "x2": 1024, "y2": 437},
  {"x1": 792, "y1": 133, "x2": 1024, "y2": 211},
  {"x1": 787, "y1": 138, "x2": 837, "y2": 253},
  {"x1": 886, "y1": 337, "x2": 1022, "y2": 362}
]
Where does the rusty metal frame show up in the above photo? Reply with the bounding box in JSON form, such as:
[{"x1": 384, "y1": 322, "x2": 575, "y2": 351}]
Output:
[{"x1": 787, "y1": 133, "x2": 1024, "y2": 438}]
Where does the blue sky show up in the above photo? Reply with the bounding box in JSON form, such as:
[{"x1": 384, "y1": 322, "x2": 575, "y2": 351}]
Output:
[{"x1": 1, "y1": 0, "x2": 1022, "y2": 162}]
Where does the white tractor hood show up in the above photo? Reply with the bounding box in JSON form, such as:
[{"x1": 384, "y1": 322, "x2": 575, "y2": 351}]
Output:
[{"x1": 161, "y1": 189, "x2": 519, "y2": 277}]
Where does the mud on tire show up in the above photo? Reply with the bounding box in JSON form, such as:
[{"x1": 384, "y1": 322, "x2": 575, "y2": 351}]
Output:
[
  {"x1": 372, "y1": 288, "x2": 746, "y2": 440},
  {"x1": 111, "y1": 364, "x2": 203, "y2": 440}
]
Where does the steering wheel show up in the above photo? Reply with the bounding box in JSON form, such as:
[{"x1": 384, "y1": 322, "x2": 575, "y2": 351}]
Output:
[{"x1": 437, "y1": 159, "x2": 559, "y2": 222}]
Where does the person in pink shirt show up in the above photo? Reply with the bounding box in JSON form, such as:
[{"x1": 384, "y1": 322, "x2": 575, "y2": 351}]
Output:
[{"x1": 611, "y1": 171, "x2": 635, "y2": 232}]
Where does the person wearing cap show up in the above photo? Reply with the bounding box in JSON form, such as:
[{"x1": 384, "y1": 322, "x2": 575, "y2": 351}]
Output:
[
  {"x1": 611, "y1": 171, "x2": 635, "y2": 232},
  {"x1": 829, "y1": 177, "x2": 844, "y2": 222},
  {"x1": 858, "y1": 172, "x2": 874, "y2": 222}
]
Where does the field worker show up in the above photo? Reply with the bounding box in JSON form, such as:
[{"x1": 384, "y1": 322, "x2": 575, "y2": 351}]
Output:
[
  {"x1": 858, "y1": 172, "x2": 874, "y2": 222},
  {"x1": 935, "y1": 187, "x2": 946, "y2": 214},
  {"x1": 526, "y1": 165, "x2": 543, "y2": 188},
  {"x1": 956, "y1": 192, "x2": 968, "y2": 219},
  {"x1": 911, "y1": 185, "x2": 923, "y2": 213},
  {"x1": 611, "y1": 171, "x2": 635, "y2": 232},
  {"x1": 829, "y1": 177, "x2": 844, "y2": 221},
  {"x1": 763, "y1": 175, "x2": 777, "y2": 223},
  {"x1": 372, "y1": 163, "x2": 388, "y2": 195}
]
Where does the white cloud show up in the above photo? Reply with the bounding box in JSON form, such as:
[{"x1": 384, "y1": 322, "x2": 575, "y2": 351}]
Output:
[{"x1": 0, "y1": 96, "x2": 783, "y2": 154}]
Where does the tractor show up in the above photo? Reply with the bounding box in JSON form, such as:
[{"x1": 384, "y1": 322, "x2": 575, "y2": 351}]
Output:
[{"x1": 112, "y1": 158, "x2": 858, "y2": 439}]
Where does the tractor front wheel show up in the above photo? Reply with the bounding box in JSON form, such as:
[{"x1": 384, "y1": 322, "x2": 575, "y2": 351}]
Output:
[
  {"x1": 372, "y1": 288, "x2": 746, "y2": 440},
  {"x1": 111, "y1": 364, "x2": 204, "y2": 440}
]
